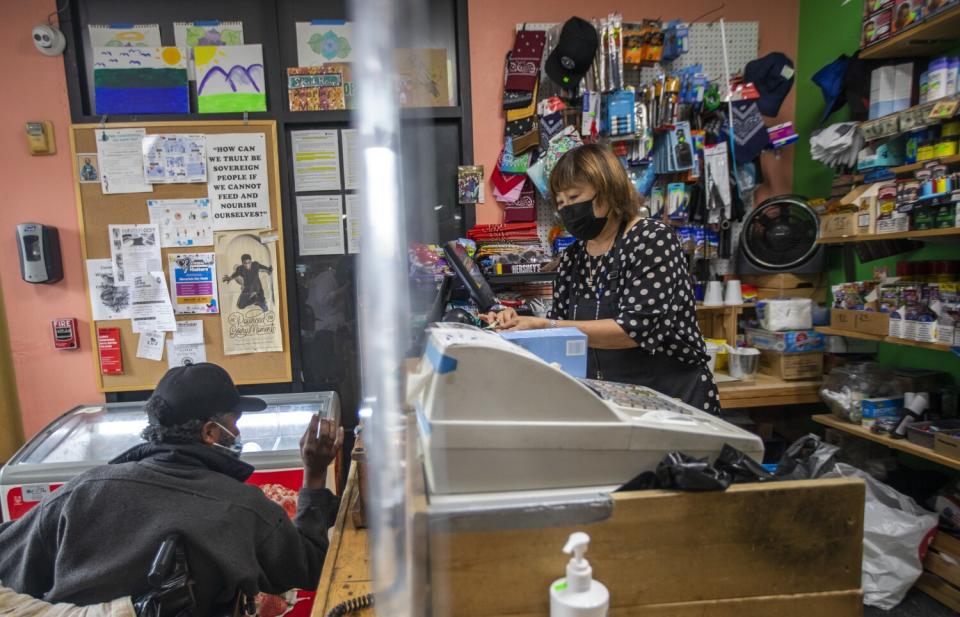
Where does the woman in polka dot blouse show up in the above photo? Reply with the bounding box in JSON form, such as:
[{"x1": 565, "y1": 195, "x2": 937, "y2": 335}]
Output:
[{"x1": 485, "y1": 144, "x2": 720, "y2": 414}]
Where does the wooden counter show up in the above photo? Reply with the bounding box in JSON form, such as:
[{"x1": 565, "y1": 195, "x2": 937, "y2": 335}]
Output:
[
  {"x1": 312, "y1": 463, "x2": 373, "y2": 617},
  {"x1": 717, "y1": 373, "x2": 823, "y2": 409},
  {"x1": 317, "y1": 460, "x2": 865, "y2": 616}
]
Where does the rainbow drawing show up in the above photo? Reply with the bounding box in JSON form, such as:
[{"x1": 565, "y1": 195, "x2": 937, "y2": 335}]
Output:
[
  {"x1": 93, "y1": 47, "x2": 189, "y2": 114},
  {"x1": 195, "y1": 44, "x2": 266, "y2": 113}
]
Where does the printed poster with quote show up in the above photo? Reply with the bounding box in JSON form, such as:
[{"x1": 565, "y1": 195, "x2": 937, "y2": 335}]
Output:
[{"x1": 215, "y1": 231, "x2": 283, "y2": 355}]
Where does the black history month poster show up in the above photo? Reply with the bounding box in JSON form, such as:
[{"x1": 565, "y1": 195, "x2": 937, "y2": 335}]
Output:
[{"x1": 215, "y1": 231, "x2": 283, "y2": 355}]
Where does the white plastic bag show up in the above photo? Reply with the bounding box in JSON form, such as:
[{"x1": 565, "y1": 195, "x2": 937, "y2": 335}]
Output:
[{"x1": 825, "y1": 463, "x2": 939, "y2": 609}]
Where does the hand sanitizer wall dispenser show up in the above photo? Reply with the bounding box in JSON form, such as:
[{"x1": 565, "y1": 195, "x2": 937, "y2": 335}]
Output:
[
  {"x1": 16, "y1": 223, "x2": 63, "y2": 284},
  {"x1": 550, "y1": 532, "x2": 609, "y2": 617}
]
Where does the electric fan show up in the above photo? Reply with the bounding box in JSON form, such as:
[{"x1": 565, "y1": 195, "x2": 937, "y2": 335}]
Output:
[{"x1": 737, "y1": 195, "x2": 824, "y2": 274}]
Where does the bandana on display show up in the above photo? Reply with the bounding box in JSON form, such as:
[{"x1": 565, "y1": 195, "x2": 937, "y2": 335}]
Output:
[
  {"x1": 503, "y1": 179, "x2": 537, "y2": 223},
  {"x1": 505, "y1": 29, "x2": 546, "y2": 93},
  {"x1": 539, "y1": 112, "x2": 566, "y2": 152},
  {"x1": 499, "y1": 137, "x2": 532, "y2": 175},
  {"x1": 506, "y1": 82, "x2": 539, "y2": 122},
  {"x1": 727, "y1": 100, "x2": 771, "y2": 163},
  {"x1": 491, "y1": 167, "x2": 527, "y2": 201}
]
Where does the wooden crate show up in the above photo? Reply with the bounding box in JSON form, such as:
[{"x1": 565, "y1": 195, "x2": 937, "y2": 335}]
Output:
[
  {"x1": 428, "y1": 479, "x2": 865, "y2": 616},
  {"x1": 918, "y1": 531, "x2": 960, "y2": 612}
]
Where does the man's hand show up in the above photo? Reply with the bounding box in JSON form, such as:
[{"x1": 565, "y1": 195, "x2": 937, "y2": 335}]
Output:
[
  {"x1": 300, "y1": 415, "x2": 344, "y2": 490},
  {"x1": 221, "y1": 274, "x2": 232, "y2": 283}
]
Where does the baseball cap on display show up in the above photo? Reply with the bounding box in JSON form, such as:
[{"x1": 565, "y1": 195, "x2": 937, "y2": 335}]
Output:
[
  {"x1": 545, "y1": 17, "x2": 599, "y2": 89},
  {"x1": 743, "y1": 52, "x2": 795, "y2": 117},
  {"x1": 146, "y1": 362, "x2": 266, "y2": 427}
]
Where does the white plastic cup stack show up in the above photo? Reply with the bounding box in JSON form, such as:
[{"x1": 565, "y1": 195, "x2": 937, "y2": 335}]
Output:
[
  {"x1": 704, "y1": 281, "x2": 724, "y2": 306},
  {"x1": 724, "y1": 280, "x2": 743, "y2": 306}
]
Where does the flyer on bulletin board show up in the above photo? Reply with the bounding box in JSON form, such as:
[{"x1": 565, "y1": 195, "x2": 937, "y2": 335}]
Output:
[
  {"x1": 148, "y1": 198, "x2": 213, "y2": 248},
  {"x1": 216, "y1": 232, "x2": 283, "y2": 355},
  {"x1": 291, "y1": 130, "x2": 341, "y2": 192},
  {"x1": 168, "y1": 253, "x2": 218, "y2": 314},
  {"x1": 206, "y1": 133, "x2": 271, "y2": 230}
]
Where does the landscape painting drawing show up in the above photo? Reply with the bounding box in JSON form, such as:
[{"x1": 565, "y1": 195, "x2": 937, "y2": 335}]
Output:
[
  {"x1": 196, "y1": 44, "x2": 266, "y2": 113},
  {"x1": 93, "y1": 47, "x2": 189, "y2": 114}
]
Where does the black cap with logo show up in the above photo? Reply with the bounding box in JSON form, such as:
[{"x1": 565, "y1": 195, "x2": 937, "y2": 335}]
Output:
[
  {"x1": 545, "y1": 17, "x2": 599, "y2": 89},
  {"x1": 146, "y1": 362, "x2": 266, "y2": 427}
]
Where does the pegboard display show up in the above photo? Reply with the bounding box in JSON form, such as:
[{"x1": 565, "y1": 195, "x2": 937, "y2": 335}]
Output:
[{"x1": 518, "y1": 21, "x2": 760, "y2": 254}]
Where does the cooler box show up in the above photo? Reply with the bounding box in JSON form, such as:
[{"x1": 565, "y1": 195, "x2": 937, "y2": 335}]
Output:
[
  {"x1": 0, "y1": 391, "x2": 340, "y2": 617},
  {"x1": 500, "y1": 327, "x2": 588, "y2": 378}
]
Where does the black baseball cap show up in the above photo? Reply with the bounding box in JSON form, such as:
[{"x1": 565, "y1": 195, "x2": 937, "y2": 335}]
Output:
[
  {"x1": 743, "y1": 52, "x2": 795, "y2": 117},
  {"x1": 545, "y1": 17, "x2": 599, "y2": 89},
  {"x1": 146, "y1": 362, "x2": 266, "y2": 427}
]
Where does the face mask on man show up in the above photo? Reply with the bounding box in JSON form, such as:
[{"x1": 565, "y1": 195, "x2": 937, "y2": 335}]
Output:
[
  {"x1": 559, "y1": 199, "x2": 607, "y2": 241},
  {"x1": 212, "y1": 421, "x2": 244, "y2": 457}
]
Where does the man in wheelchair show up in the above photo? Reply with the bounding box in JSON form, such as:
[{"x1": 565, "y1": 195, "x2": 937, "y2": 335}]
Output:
[{"x1": 0, "y1": 363, "x2": 343, "y2": 615}]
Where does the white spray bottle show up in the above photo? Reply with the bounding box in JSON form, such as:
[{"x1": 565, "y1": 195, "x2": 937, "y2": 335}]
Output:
[{"x1": 549, "y1": 532, "x2": 609, "y2": 617}]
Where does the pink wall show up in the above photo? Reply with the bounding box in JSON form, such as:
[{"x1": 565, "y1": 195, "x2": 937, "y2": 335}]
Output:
[
  {"x1": 0, "y1": 1, "x2": 103, "y2": 438},
  {"x1": 468, "y1": 1, "x2": 801, "y2": 224}
]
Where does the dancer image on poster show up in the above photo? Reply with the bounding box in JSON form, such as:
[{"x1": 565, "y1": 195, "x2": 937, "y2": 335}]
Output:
[{"x1": 222, "y1": 253, "x2": 273, "y2": 312}]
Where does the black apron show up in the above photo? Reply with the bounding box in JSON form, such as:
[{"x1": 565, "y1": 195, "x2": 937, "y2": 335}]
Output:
[{"x1": 568, "y1": 224, "x2": 717, "y2": 413}]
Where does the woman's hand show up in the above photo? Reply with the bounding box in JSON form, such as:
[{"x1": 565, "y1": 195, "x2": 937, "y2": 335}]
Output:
[{"x1": 480, "y1": 307, "x2": 548, "y2": 331}]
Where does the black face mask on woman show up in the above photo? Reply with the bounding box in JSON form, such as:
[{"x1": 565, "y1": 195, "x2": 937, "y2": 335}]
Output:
[{"x1": 560, "y1": 200, "x2": 608, "y2": 241}]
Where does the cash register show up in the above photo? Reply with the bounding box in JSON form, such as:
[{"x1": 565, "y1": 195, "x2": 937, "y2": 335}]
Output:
[{"x1": 408, "y1": 323, "x2": 764, "y2": 495}]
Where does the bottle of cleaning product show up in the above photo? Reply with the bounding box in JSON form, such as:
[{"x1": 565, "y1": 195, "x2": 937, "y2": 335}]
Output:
[{"x1": 549, "y1": 532, "x2": 609, "y2": 617}]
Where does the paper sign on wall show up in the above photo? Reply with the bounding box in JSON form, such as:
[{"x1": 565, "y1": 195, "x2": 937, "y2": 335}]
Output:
[
  {"x1": 296, "y1": 195, "x2": 344, "y2": 256},
  {"x1": 136, "y1": 330, "x2": 166, "y2": 361},
  {"x1": 108, "y1": 224, "x2": 162, "y2": 287},
  {"x1": 291, "y1": 130, "x2": 341, "y2": 192},
  {"x1": 129, "y1": 272, "x2": 177, "y2": 333},
  {"x1": 341, "y1": 128, "x2": 360, "y2": 190},
  {"x1": 96, "y1": 128, "x2": 153, "y2": 194},
  {"x1": 216, "y1": 231, "x2": 283, "y2": 355},
  {"x1": 148, "y1": 198, "x2": 213, "y2": 248},
  {"x1": 142, "y1": 134, "x2": 207, "y2": 183},
  {"x1": 88, "y1": 24, "x2": 161, "y2": 48},
  {"x1": 206, "y1": 133, "x2": 270, "y2": 230},
  {"x1": 168, "y1": 252, "x2": 219, "y2": 314},
  {"x1": 86, "y1": 259, "x2": 131, "y2": 321},
  {"x1": 345, "y1": 194, "x2": 361, "y2": 254}
]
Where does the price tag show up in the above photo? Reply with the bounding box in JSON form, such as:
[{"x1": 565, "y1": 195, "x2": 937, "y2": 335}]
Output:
[
  {"x1": 929, "y1": 99, "x2": 959, "y2": 121},
  {"x1": 22, "y1": 484, "x2": 51, "y2": 503}
]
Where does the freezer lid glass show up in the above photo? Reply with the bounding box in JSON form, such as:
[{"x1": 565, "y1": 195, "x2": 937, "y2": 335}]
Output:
[{"x1": 13, "y1": 392, "x2": 339, "y2": 466}]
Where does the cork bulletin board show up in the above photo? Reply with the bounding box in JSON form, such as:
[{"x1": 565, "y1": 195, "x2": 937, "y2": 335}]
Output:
[{"x1": 70, "y1": 120, "x2": 292, "y2": 392}]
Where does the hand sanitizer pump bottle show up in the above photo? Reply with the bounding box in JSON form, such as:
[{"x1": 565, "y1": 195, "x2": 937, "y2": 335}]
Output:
[{"x1": 549, "y1": 532, "x2": 610, "y2": 617}]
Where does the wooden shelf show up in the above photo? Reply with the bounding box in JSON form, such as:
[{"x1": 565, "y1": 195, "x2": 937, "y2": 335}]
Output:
[
  {"x1": 813, "y1": 414, "x2": 960, "y2": 471},
  {"x1": 814, "y1": 326, "x2": 955, "y2": 352},
  {"x1": 487, "y1": 272, "x2": 557, "y2": 284},
  {"x1": 817, "y1": 227, "x2": 960, "y2": 244},
  {"x1": 890, "y1": 154, "x2": 960, "y2": 175},
  {"x1": 860, "y1": 6, "x2": 960, "y2": 60},
  {"x1": 696, "y1": 303, "x2": 750, "y2": 312},
  {"x1": 717, "y1": 373, "x2": 823, "y2": 409}
]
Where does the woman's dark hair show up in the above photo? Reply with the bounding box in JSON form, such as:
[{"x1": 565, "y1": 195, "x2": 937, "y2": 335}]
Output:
[{"x1": 548, "y1": 143, "x2": 641, "y2": 220}]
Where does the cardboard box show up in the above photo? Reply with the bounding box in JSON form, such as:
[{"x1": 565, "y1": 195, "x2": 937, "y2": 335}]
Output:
[
  {"x1": 500, "y1": 327, "x2": 587, "y2": 378},
  {"x1": 862, "y1": 9, "x2": 893, "y2": 48},
  {"x1": 831, "y1": 309, "x2": 891, "y2": 336},
  {"x1": 759, "y1": 350, "x2": 824, "y2": 380},
  {"x1": 935, "y1": 431, "x2": 960, "y2": 462},
  {"x1": 746, "y1": 328, "x2": 826, "y2": 353},
  {"x1": 757, "y1": 287, "x2": 828, "y2": 302},
  {"x1": 820, "y1": 212, "x2": 858, "y2": 239}
]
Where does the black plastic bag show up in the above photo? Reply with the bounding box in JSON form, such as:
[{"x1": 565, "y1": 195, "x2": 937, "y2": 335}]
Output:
[
  {"x1": 617, "y1": 451, "x2": 730, "y2": 492},
  {"x1": 715, "y1": 443, "x2": 775, "y2": 483},
  {"x1": 774, "y1": 433, "x2": 839, "y2": 480}
]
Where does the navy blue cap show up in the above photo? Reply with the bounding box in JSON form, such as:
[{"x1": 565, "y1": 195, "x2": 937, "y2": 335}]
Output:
[
  {"x1": 743, "y1": 52, "x2": 795, "y2": 117},
  {"x1": 812, "y1": 55, "x2": 850, "y2": 125}
]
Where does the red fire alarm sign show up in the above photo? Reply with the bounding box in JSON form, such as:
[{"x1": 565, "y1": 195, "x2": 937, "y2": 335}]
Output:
[{"x1": 52, "y1": 318, "x2": 79, "y2": 350}]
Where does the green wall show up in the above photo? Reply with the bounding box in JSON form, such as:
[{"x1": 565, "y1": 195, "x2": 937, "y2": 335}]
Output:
[{"x1": 793, "y1": 0, "x2": 960, "y2": 382}]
